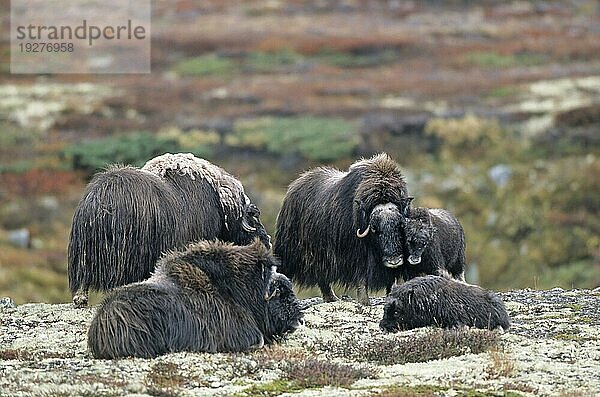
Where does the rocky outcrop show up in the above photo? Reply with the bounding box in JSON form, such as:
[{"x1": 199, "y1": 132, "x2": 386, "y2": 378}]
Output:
[{"x1": 1, "y1": 288, "x2": 599, "y2": 396}]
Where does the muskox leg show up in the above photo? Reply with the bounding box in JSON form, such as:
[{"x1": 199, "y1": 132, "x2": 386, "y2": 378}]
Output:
[
  {"x1": 72, "y1": 288, "x2": 89, "y2": 308},
  {"x1": 357, "y1": 284, "x2": 370, "y2": 306},
  {"x1": 319, "y1": 283, "x2": 338, "y2": 302}
]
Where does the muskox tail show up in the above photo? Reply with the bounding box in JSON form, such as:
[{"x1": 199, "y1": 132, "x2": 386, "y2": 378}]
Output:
[
  {"x1": 68, "y1": 166, "x2": 179, "y2": 294},
  {"x1": 88, "y1": 284, "x2": 192, "y2": 359}
]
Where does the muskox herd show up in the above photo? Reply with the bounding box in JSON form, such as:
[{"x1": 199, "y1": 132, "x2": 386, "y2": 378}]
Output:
[{"x1": 68, "y1": 152, "x2": 509, "y2": 359}]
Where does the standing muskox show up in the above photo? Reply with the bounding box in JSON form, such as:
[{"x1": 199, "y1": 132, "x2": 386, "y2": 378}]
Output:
[
  {"x1": 88, "y1": 239, "x2": 303, "y2": 359},
  {"x1": 379, "y1": 275, "x2": 510, "y2": 332},
  {"x1": 400, "y1": 207, "x2": 466, "y2": 282},
  {"x1": 68, "y1": 153, "x2": 270, "y2": 307},
  {"x1": 274, "y1": 153, "x2": 411, "y2": 305}
]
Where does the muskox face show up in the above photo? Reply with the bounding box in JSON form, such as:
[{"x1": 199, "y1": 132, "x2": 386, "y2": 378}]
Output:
[
  {"x1": 357, "y1": 203, "x2": 404, "y2": 268},
  {"x1": 238, "y1": 198, "x2": 272, "y2": 250},
  {"x1": 265, "y1": 272, "x2": 303, "y2": 337},
  {"x1": 403, "y1": 217, "x2": 433, "y2": 265},
  {"x1": 379, "y1": 296, "x2": 407, "y2": 333}
]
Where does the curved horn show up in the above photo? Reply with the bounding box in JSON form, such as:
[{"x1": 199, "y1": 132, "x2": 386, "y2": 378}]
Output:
[
  {"x1": 264, "y1": 289, "x2": 278, "y2": 301},
  {"x1": 356, "y1": 225, "x2": 370, "y2": 238},
  {"x1": 241, "y1": 218, "x2": 257, "y2": 232}
]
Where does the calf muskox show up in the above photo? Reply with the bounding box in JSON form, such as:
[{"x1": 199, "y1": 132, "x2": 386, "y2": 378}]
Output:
[
  {"x1": 68, "y1": 153, "x2": 270, "y2": 307},
  {"x1": 274, "y1": 153, "x2": 411, "y2": 305},
  {"x1": 88, "y1": 239, "x2": 303, "y2": 359},
  {"x1": 379, "y1": 275, "x2": 510, "y2": 332},
  {"x1": 400, "y1": 207, "x2": 466, "y2": 282}
]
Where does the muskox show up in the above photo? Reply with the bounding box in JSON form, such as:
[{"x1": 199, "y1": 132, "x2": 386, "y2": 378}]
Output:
[
  {"x1": 88, "y1": 239, "x2": 303, "y2": 359},
  {"x1": 399, "y1": 207, "x2": 466, "y2": 282},
  {"x1": 274, "y1": 153, "x2": 411, "y2": 305},
  {"x1": 68, "y1": 153, "x2": 270, "y2": 307},
  {"x1": 379, "y1": 275, "x2": 510, "y2": 332}
]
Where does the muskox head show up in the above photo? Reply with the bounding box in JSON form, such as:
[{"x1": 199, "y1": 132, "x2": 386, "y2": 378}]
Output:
[
  {"x1": 379, "y1": 291, "x2": 410, "y2": 333},
  {"x1": 402, "y1": 212, "x2": 434, "y2": 265},
  {"x1": 355, "y1": 198, "x2": 413, "y2": 268},
  {"x1": 264, "y1": 271, "x2": 303, "y2": 338},
  {"x1": 234, "y1": 196, "x2": 272, "y2": 250}
]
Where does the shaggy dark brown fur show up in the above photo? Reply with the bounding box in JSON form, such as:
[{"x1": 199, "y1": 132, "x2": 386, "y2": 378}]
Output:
[
  {"x1": 379, "y1": 275, "x2": 510, "y2": 332},
  {"x1": 88, "y1": 239, "x2": 303, "y2": 359},
  {"x1": 274, "y1": 153, "x2": 410, "y2": 305},
  {"x1": 400, "y1": 207, "x2": 466, "y2": 282},
  {"x1": 68, "y1": 153, "x2": 270, "y2": 307}
]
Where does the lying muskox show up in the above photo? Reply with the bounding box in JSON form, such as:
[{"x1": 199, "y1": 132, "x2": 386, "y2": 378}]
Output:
[
  {"x1": 400, "y1": 207, "x2": 466, "y2": 282},
  {"x1": 379, "y1": 275, "x2": 510, "y2": 332},
  {"x1": 274, "y1": 153, "x2": 412, "y2": 305},
  {"x1": 68, "y1": 153, "x2": 270, "y2": 307},
  {"x1": 88, "y1": 239, "x2": 303, "y2": 359}
]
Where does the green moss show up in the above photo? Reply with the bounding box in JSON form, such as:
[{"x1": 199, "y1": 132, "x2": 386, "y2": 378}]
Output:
[
  {"x1": 374, "y1": 385, "x2": 522, "y2": 397},
  {"x1": 236, "y1": 379, "x2": 302, "y2": 397},
  {"x1": 374, "y1": 384, "x2": 446, "y2": 396},
  {"x1": 466, "y1": 52, "x2": 547, "y2": 68},
  {"x1": 566, "y1": 303, "x2": 583, "y2": 312},
  {"x1": 173, "y1": 54, "x2": 236, "y2": 77},
  {"x1": 245, "y1": 49, "x2": 302, "y2": 73},
  {"x1": 317, "y1": 48, "x2": 400, "y2": 68},
  {"x1": 231, "y1": 116, "x2": 358, "y2": 161},
  {"x1": 488, "y1": 86, "x2": 521, "y2": 98},
  {"x1": 552, "y1": 329, "x2": 598, "y2": 342}
]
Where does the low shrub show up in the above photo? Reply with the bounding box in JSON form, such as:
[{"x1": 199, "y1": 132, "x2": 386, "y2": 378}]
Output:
[
  {"x1": 286, "y1": 359, "x2": 377, "y2": 388},
  {"x1": 230, "y1": 117, "x2": 358, "y2": 162},
  {"x1": 313, "y1": 328, "x2": 499, "y2": 365},
  {"x1": 64, "y1": 132, "x2": 181, "y2": 173}
]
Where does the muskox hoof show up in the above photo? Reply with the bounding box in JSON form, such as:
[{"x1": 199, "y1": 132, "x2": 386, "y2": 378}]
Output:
[
  {"x1": 320, "y1": 284, "x2": 339, "y2": 302},
  {"x1": 72, "y1": 292, "x2": 89, "y2": 308},
  {"x1": 322, "y1": 293, "x2": 339, "y2": 303}
]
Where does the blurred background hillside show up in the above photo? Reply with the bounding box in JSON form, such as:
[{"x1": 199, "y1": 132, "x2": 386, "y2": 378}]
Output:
[{"x1": 0, "y1": 1, "x2": 598, "y2": 303}]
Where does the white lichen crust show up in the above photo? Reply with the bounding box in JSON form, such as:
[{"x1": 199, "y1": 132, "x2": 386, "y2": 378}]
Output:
[{"x1": 1, "y1": 289, "x2": 599, "y2": 396}]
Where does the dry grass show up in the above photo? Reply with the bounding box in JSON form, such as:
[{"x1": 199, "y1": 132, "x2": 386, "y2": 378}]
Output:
[
  {"x1": 485, "y1": 348, "x2": 517, "y2": 379},
  {"x1": 145, "y1": 362, "x2": 185, "y2": 395},
  {"x1": 0, "y1": 348, "x2": 75, "y2": 360},
  {"x1": 250, "y1": 344, "x2": 308, "y2": 365}
]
